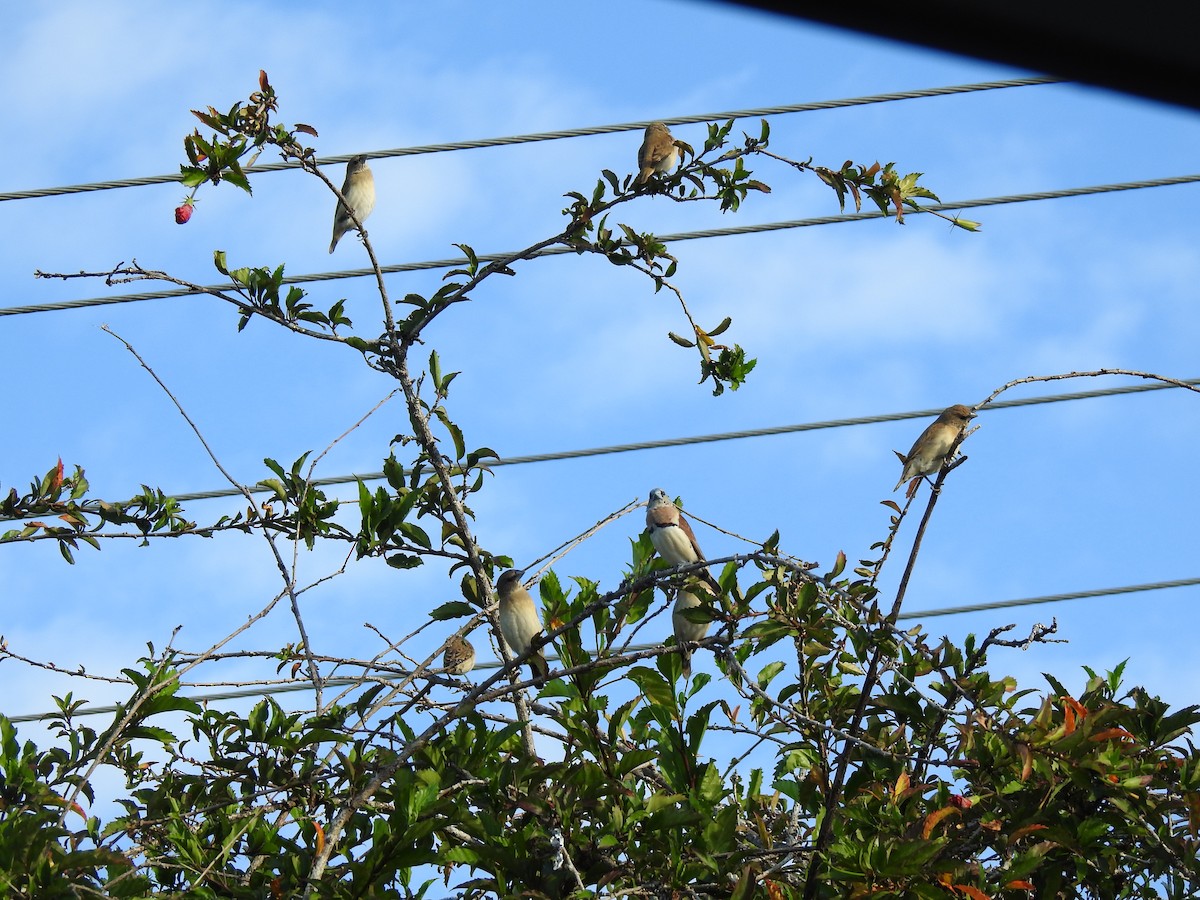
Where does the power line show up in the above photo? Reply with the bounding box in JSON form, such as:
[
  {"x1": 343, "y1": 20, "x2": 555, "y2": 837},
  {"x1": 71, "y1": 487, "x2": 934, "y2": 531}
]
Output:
[
  {"x1": 898, "y1": 576, "x2": 1200, "y2": 620},
  {"x1": 8, "y1": 171, "x2": 1200, "y2": 319},
  {"x1": 9, "y1": 574, "x2": 1196, "y2": 723},
  {"x1": 158, "y1": 376, "x2": 1197, "y2": 503},
  {"x1": 0, "y1": 77, "x2": 1059, "y2": 204}
]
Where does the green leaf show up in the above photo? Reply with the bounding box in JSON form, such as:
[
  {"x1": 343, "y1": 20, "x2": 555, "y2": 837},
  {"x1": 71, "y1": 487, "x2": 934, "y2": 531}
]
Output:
[
  {"x1": 223, "y1": 161, "x2": 252, "y2": 195},
  {"x1": 628, "y1": 666, "x2": 676, "y2": 711},
  {"x1": 386, "y1": 554, "x2": 423, "y2": 569},
  {"x1": 429, "y1": 601, "x2": 474, "y2": 621},
  {"x1": 668, "y1": 331, "x2": 696, "y2": 348},
  {"x1": 708, "y1": 316, "x2": 732, "y2": 337},
  {"x1": 646, "y1": 791, "x2": 685, "y2": 814},
  {"x1": 757, "y1": 661, "x2": 785, "y2": 689},
  {"x1": 257, "y1": 478, "x2": 288, "y2": 502}
]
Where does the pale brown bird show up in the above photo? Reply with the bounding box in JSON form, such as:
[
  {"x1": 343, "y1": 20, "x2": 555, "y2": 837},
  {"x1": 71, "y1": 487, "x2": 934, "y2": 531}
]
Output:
[
  {"x1": 637, "y1": 122, "x2": 680, "y2": 185},
  {"x1": 442, "y1": 634, "x2": 476, "y2": 676},
  {"x1": 496, "y1": 569, "x2": 550, "y2": 679},
  {"x1": 672, "y1": 580, "x2": 714, "y2": 678},
  {"x1": 329, "y1": 155, "x2": 376, "y2": 253},
  {"x1": 645, "y1": 488, "x2": 721, "y2": 592},
  {"x1": 893, "y1": 404, "x2": 976, "y2": 492}
]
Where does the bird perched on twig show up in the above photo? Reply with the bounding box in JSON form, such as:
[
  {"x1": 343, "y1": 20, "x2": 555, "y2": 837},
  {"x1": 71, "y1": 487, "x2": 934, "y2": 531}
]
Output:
[
  {"x1": 442, "y1": 634, "x2": 476, "y2": 676},
  {"x1": 496, "y1": 569, "x2": 550, "y2": 680},
  {"x1": 329, "y1": 155, "x2": 375, "y2": 253},
  {"x1": 636, "y1": 122, "x2": 681, "y2": 185},
  {"x1": 893, "y1": 404, "x2": 976, "y2": 494},
  {"x1": 645, "y1": 488, "x2": 721, "y2": 592},
  {"x1": 672, "y1": 579, "x2": 714, "y2": 679}
]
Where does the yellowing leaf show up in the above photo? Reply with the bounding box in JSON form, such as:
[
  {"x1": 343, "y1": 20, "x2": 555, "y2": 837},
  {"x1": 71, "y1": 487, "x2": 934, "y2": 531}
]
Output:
[
  {"x1": 922, "y1": 805, "x2": 960, "y2": 839},
  {"x1": 1017, "y1": 743, "x2": 1033, "y2": 781},
  {"x1": 1008, "y1": 823, "x2": 1048, "y2": 843},
  {"x1": 1185, "y1": 792, "x2": 1200, "y2": 838}
]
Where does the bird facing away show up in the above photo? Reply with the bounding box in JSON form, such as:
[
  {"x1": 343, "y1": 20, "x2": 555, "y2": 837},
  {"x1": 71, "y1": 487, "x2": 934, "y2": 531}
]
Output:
[
  {"x1": 637, "y1": 122, "x2": 680, "y2": 185},
  {"x1": 328, "y1": 155, "x2": 376, "y2": 253},
  {"x1": 893, "y1": 404, "x2": 977, "y2": 492},
  {"x1": 645, "y1": 488, "x2": 721, "y2": 592},
  {"x1": 442, "y1": 634, "x2": 476, "y2": 676},
  {"x1": 496, "y1": 569, "x2": 550, "y2": 680},
  {"x1": 672, "y1": 580, "x2": 714, "y2": 678}
]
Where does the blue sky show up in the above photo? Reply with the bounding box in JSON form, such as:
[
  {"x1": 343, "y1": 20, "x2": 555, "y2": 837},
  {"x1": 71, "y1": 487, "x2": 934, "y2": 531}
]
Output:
[{"x1": 3, "y1": 0, "x2": 1199, "y2": 754}]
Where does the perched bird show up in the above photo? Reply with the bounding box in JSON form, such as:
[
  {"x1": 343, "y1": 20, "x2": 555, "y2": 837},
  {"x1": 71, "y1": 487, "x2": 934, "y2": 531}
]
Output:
[
  {"x1": 645, "y1": 488, "x2": 721, "y2": 592},
  {"x1": 893, "y1": 404, "x2": 977, "y2": 492},
  {"x1": 442, "y1": 634, "x2": 476, "y2": 676},
  {"x1": 672, "y1": 580, "x2": 714, "y2": 678},
  {"x1": 496, "y1": 569, "x2": 550, "y2": 679},
  {"x1": 328, "y1": 155, "x2": 376, "y2": 253},
  {"x1": 637, "y1": 122, "x2": 680, "y2": 185}
]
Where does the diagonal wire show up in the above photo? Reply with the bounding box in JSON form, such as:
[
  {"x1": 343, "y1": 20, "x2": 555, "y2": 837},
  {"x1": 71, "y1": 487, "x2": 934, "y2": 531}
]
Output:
[
  {"x1": 136, "y1": 376, "x2": 1200, "y2": 503},
  {"x1": 7, "y1": 172, "x2": 1200, "y2": 318},
  {"x1": 0, "y1": 77, "x2": 1060, "y2": 203},
  {"x1": 8, "y1": 574, "x2": 1197, "y2": 723},
  {"x1": 897, "y1": 577, "x2": 1200, "y2": 620}
]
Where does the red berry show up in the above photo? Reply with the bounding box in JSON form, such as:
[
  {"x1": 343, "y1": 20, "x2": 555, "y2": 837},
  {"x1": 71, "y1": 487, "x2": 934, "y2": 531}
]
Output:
[{"x1": 175, "y1": 203, "x2": 193, "y2": 224}]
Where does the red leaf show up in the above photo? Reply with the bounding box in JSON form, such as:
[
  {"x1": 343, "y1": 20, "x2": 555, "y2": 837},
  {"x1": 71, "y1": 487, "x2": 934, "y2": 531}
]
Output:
[
  {"x1": 955, "y1": 886, "x2": 991, "y2": 900},
  {"x1": 1090, "y1": 727, "x2": 1136, "y2": 743},
  {"x1": 1062, "y1": 695, "x2": 1088, "y2": 719}
]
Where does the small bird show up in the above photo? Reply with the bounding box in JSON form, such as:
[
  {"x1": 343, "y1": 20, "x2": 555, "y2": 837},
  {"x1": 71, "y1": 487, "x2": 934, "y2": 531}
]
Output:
[
  {"x1": 328, "y1": 155, "x2": 376, "y2": 253},
  {"x1": 442, "y1": 634, "x2": 476, "y2": 676},
  {"x1": 893, "y1": 404, "x2": 977, "y2": 492},
  {"x1": 672, "y1": 580, "x2": 713, "y2": 678},
  {"x1": 645, "y1": 488, "x2": 721, "y2": 592},
  {"x1": 496, "y1": 569, "x2": 550, "y2": 680},
  {"x1": 637, "y1": 122, "x2": 680, "y2": 185}
]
